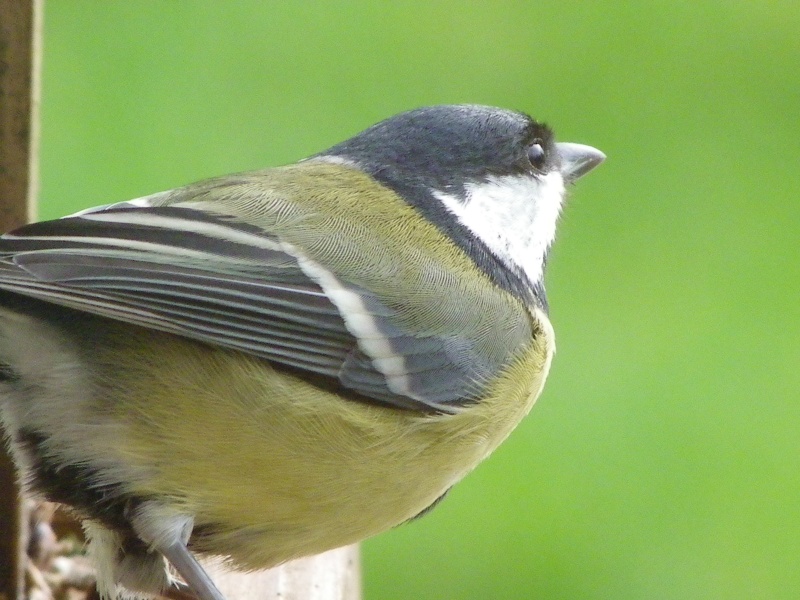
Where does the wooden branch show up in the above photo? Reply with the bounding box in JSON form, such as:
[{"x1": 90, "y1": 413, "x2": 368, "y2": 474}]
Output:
[{"x1": 0, "y1": 2, "x2": 42, "y2": 600}]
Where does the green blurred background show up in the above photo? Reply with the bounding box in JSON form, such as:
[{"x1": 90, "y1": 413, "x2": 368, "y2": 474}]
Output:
[{"x1": 39, "y1": 2, "x2": 799, "y2": 599}]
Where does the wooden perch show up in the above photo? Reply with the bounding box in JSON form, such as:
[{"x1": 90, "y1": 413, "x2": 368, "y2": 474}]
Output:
[{"x1": 202, "y1": 547, "x2": 361, "y2": 600}]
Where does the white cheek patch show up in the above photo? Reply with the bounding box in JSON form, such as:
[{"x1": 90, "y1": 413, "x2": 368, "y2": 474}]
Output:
[{"x1": 433, "y1": 172, "x2": 565, "y2": 285}]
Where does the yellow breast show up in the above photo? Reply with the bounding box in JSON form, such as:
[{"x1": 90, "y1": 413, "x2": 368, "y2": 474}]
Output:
[{"x1": 103, "y1": 308, "x2": 554, "y2": 568}]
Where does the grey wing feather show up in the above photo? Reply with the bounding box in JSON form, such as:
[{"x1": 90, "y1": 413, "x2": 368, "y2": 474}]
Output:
[{"x1": 0, "y1": 205, "x2": 486, "y2": 412}]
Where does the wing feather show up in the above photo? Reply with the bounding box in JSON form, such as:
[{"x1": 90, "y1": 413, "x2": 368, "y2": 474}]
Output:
[
  {"x1": 0, "y1": 181, "x2": 531, "y2": 414},
  {"x1": 0, "y1": 204, "x2": 475, "y2": 412}
]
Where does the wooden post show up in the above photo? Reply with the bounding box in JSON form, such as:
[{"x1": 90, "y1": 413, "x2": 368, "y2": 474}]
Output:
[
  {"x1": 203, "y1": 546, "x2": 361, "y2": 600},
  {"x1": 0, "y1": 1, "x2": 42, "y2": 600}
]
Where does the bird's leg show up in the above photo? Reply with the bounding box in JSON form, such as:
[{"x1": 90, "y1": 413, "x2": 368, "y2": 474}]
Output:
[
  {"x1": 159, "y1": 542, "x2": 225, "y2": 600},
  {"x1": 127, "y1": 501, "x2": 225, "y2": 600}
]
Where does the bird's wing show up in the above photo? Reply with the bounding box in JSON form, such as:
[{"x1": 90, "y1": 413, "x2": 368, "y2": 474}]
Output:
[{"x1": 0, "y1": 166, "x2": 534, "y2": 412}]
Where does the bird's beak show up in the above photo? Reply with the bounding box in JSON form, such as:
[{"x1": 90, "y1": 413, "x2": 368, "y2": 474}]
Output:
[{"x1": 556, "y1": 142, "x2": 606, "y2": 181}]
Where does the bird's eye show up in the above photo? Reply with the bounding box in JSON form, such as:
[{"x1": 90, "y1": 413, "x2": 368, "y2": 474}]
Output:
[{"x1": 527, "y1": 142, "x2": 546, "y2": 170}]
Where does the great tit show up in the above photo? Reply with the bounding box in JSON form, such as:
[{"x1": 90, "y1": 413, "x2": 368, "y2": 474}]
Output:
[{"x1": 0, "y1": 105, "x2": 604, "y2": 600}]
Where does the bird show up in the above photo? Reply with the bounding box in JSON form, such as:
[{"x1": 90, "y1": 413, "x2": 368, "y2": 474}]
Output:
[{"x1": 0, "y1": 104, "x2": 604, "y2": 600}]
